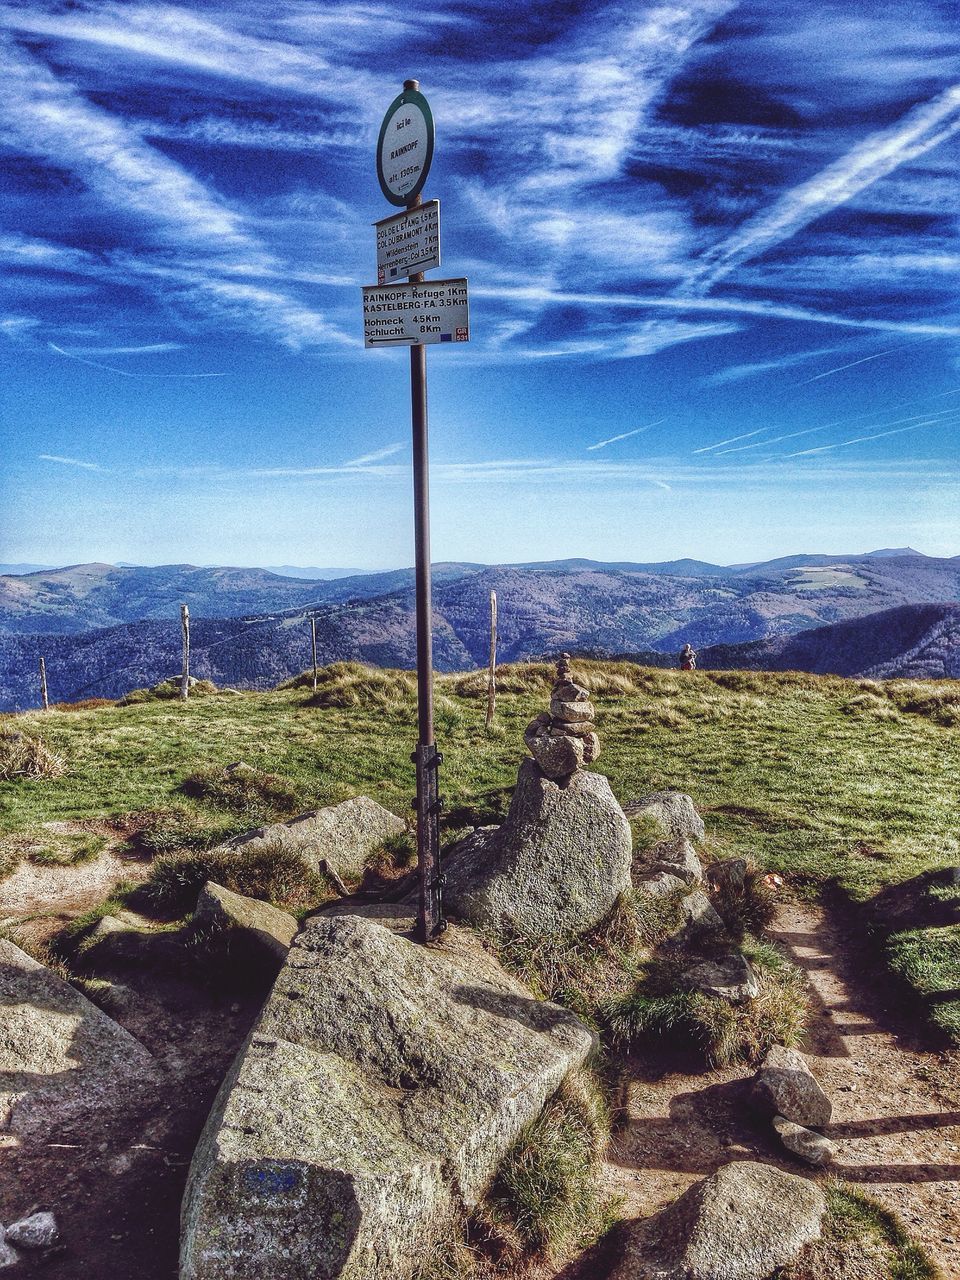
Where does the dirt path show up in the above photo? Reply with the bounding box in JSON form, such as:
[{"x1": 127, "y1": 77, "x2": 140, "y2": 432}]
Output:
[{"x1": 555, "y1": 900, "x2": 960, "y2": 1278}]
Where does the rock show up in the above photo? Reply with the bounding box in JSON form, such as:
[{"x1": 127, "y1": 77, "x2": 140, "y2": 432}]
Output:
[
  {"x1": 752, "y1": 1045, "x2": 832, "y2": 1127},
  {"x1": 194, "y1": 882, "x2": 299, "y2": 967},
  {"x1": 773, "y1": 1116, "x2": 837, "y2": 1166},
  {"x1": 706, "y1": 858, "x2": 748, "y2": 894},
  {"x1": 0, "y1": 1230, "x2": 18, "y2": 1268},
  {"x1": 650, "y1": 838, "x2": 702, "y2": 885},
  {"x1": 675, "y1": 891, "x2": 724, "y2": 943},
  {"x1": 0, "y1": 939, "x2": 161, "y2": 1143},
  {"x1": 523, "y1": 720, "x2": 585, "y2": 778},
  {"x1": 181, "y1": 915, "x2": 594, "y2": 1280},
  {"x1": 635, "y1": 870, "x2": 687, "y2": 900},
  {"x1": 613, "y1": 1160, "x2": 825, "y2": 1280},
  {"x1": 550, "y1": 696, "x2": 596, "y2": 723},
  {"x1": 216, "y1": 795, "x2": 406, "y2": 886},
  {"x1": 624, "y1": 792, "x2": 705, "y2": 842},
  {"x1": 442, "y1": 758, "x2": 632, "y2": 941},
  {"x1": 685, "y1": 954, "x2": 759, "y2": 1004},
  {"x1": 6, "y1": 1211, "x2": 59, "y2": 1249}
]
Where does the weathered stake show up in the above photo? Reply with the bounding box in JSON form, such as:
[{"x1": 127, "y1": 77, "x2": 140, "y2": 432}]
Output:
[
  {"x1": 311, "y1": 616, "x2": 318, "y2": 692},
  {"x1": 180, "y1": 603, "x2": 190, "y2": 702},
  {"x1": 38, "y1": 656, "x2": 49, "y2": 712},
  {"x1": 485, "y1": 590, "x2": 497, "y2": 730}
]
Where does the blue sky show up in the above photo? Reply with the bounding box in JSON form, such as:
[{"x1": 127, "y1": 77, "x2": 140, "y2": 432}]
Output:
[{"x1": 1, "y1": 0, "x2": 958, "y2": 569}]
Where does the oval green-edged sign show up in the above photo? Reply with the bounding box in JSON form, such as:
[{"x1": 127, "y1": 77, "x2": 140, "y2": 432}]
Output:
[{"x1": 377, "y1": 88, "x2": 435, "y2": 207}]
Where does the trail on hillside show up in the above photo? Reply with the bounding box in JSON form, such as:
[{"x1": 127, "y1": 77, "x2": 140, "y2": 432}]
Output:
[{"x1": 548, "y1": 901, "x2": 960, "y2": 1279}]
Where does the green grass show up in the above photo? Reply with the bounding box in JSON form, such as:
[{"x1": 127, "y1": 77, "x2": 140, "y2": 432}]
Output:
[
  {"x1": 484, "y1": 1070, "x2": 613, "y2": 1261},
  {"x1": 886, "y1": 926, "x2": 960, "y2": 1042},
  {"x1": 783, "y1": 1182, "x2": 941, "y2": 1280},
  {"x1": 605, "y1": 935, "x2": 809, "y2": 1067},
  {"x1": 1, "y1": 663, "x2": 957, "y2": 906}
]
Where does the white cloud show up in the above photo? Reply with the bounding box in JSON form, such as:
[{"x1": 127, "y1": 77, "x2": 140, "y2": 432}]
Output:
[
  {"x1": 687, "y1": 83, "x2": 960, "y2": 294},
  {"x1": 38, "y1": 453, "x2": 104, "y2": 471}
]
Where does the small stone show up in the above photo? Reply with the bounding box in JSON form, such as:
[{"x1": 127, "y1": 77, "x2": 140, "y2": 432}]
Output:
[
  {"x1": 549, "y1": 696, "x2": 596, "y2": 724},
  {"x1": 707, "y1": 858, "x2": 749, "y2": 894},
  {"x1": 635, "y1": 870, "x2": 687, "y2": 900},
  {"x1": 6, "y1": 1211, "x2": 59, "y2": 1249},
  {"x1": 650, "y1": 838, "x2": 702, "y2": 885},
  {"x1": 581, "y1": 732, "x2": 600, "y2": 764},
  {"x1": 547, "y1": 720, "x2": 597, "y2": 738},
  {"x1": 773, "y1": 1116, "x2": 837, "y2": 1167},
  {"x1": 685, "y1": 954, "x2": 759, "y2": 1004},
  {"x1": 752, "y1": 1045, "x2": 832, "y2": 1127},
  {"x1": 552, "y1": 679, "x2": 589, "y2": 703},
  {"x1": 523, "y1": 720, "x2": 584, "y2": 778},
  {"x1": 675, "y1": 891, "x2": 725, "y2": 942}
]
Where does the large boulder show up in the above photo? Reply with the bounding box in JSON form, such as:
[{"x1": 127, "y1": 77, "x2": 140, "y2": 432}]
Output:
[
  {"x1": 194, "y1": 881, "x2": 298, "y2": 967},
  {"x1": 752, "y1": 1045, "x2": 832, "y2": 1127},
  {"x1": 442, "y1": 759, "x2": 632, "y2": 941},
  {"x1": 215, "y1": 796, "x2": 406, "y2": 886},
  {"x1": 181, "y1": 915, "x2": 594, "y2": 1280},
  {"x1": 624, "y1": 792, "x2": 705, "y2": 843},
  {"x1": 0, "y1": 939, "x2": 161, "y2": 1142},
  {"x1": 613, "y1": 1160, "x2": 825, "y2": 1280}
]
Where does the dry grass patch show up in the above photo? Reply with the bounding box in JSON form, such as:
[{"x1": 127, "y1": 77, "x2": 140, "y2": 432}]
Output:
[
  {"x1": 137, "y1": 841, "x2": 331, "y2": 915},
  {"x1": 0, "y1": 730, "x2": 65, "y2": 780}
]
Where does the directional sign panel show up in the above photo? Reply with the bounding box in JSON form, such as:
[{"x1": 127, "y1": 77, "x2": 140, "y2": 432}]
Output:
[
  {"x1": 363, "y1": 279, "x2": 469, "y2": 348},
  {"x1": 375, "y1": 200, "x2": 440, "y2": 283}
]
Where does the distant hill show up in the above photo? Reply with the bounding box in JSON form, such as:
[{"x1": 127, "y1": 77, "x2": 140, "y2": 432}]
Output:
[
  {"x1": 1, "y1": 556, "x2": 958, "y2": 710},
  {"x1": 0, "y1": 562, "x2": 484, "y2": 636},
  {"x1": 699, "y1": 604, "x2": 960, "y2": 680}
]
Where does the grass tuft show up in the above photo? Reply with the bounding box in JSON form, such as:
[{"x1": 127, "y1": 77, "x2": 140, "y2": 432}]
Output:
[
  {"x1": 484, "y1": 1070, "x2": 613, "y2": 1261},
  {"x1": 180, "y1": 762, "x2": 302, "y2": 820},
  {"x1": 0, "y1": 730, "x2": 65, "y2": 780},
  {"x1": 605, "y1": 937, "x2": 808, "y2": 1067},
  {"x1": 137, "y1": 841, "x2": 331, "y2": 915}
]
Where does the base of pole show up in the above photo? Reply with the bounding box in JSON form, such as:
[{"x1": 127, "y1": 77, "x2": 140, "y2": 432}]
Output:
[{"x1": 413, "y1": 742, "x2": 444, "y2": 941}]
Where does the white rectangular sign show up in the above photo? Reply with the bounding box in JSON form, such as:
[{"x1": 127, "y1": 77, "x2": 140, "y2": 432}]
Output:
[
  {"x1": 363, "y1": 278, "x2": 469, "y2": 347},
  {"x1": 375, "y1": 200, "x2": 440, "y2": 283}
]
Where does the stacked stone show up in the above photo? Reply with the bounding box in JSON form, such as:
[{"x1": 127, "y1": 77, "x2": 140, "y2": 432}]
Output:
[{"x1": 523, "y1": 654, "x2": 601, "y2": 779}]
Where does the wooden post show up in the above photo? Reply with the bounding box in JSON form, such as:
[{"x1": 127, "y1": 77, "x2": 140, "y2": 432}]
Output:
[
  {"x1": 311, "y1": 616, "x2": 318, "y2": 692},
  {"x1": 485, "y1": 590, "x2": 497, "y2": 730},
  {"x1": 38, "y1": 657, "x2": 49, "y2": 712},
  {"x1": 180, "y1": 604, "x2": 190, "y2": 701}
]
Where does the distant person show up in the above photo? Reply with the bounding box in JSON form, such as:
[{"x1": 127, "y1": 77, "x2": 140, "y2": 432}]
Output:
[{"x1": 679, "y1": 643, "x2": 697, "y2": 671}]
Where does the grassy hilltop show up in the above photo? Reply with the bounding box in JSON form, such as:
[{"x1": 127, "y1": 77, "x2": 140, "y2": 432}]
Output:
[{"x1": 2, "y1": 659, "x2": 959, "y2": 1037}]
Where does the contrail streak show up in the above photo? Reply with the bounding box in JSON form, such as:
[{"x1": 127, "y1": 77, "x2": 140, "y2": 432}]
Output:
[{"x1": 587, "y1": 421, "x2": 664, "y2": 451}]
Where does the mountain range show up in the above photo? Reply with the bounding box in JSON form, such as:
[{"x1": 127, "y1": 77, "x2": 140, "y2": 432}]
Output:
[{"x1": 0, "y1": 551, "x2": 957, "y2": 710}]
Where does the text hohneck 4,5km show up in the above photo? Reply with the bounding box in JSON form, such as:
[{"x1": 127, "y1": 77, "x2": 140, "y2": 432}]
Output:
[{"x1": 363, "y1": 81, "x2": 470, "y2": 942}]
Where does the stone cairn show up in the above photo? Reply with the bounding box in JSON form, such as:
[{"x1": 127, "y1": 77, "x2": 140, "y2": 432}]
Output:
[{"x1": 523, "y1": 653, "x2": 600, "y2": 779}]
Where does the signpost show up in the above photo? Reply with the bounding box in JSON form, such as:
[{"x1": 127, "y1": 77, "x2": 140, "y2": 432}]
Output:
[
  {"x1": 365, "y1": 79, "x2": 469, "y2": 943},
  {"x1": 363, "y1": 279, "x2": 468, "y2": 347},
  {"x1": 375, "y1": 200, "x2": 440, "y2": 283}
]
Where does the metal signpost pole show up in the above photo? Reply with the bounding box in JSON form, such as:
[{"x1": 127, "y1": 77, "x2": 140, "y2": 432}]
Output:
[
  {"x1": 368, "y1": 78, "x2": 467, "y2": 942},
  {"x1": 404, "y1": 85, "x2": 441, "y2": 944}
]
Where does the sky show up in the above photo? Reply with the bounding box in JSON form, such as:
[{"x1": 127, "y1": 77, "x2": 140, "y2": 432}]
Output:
[{"x1": 1, "y1": 0, "x2": 958, "y2": 570}]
